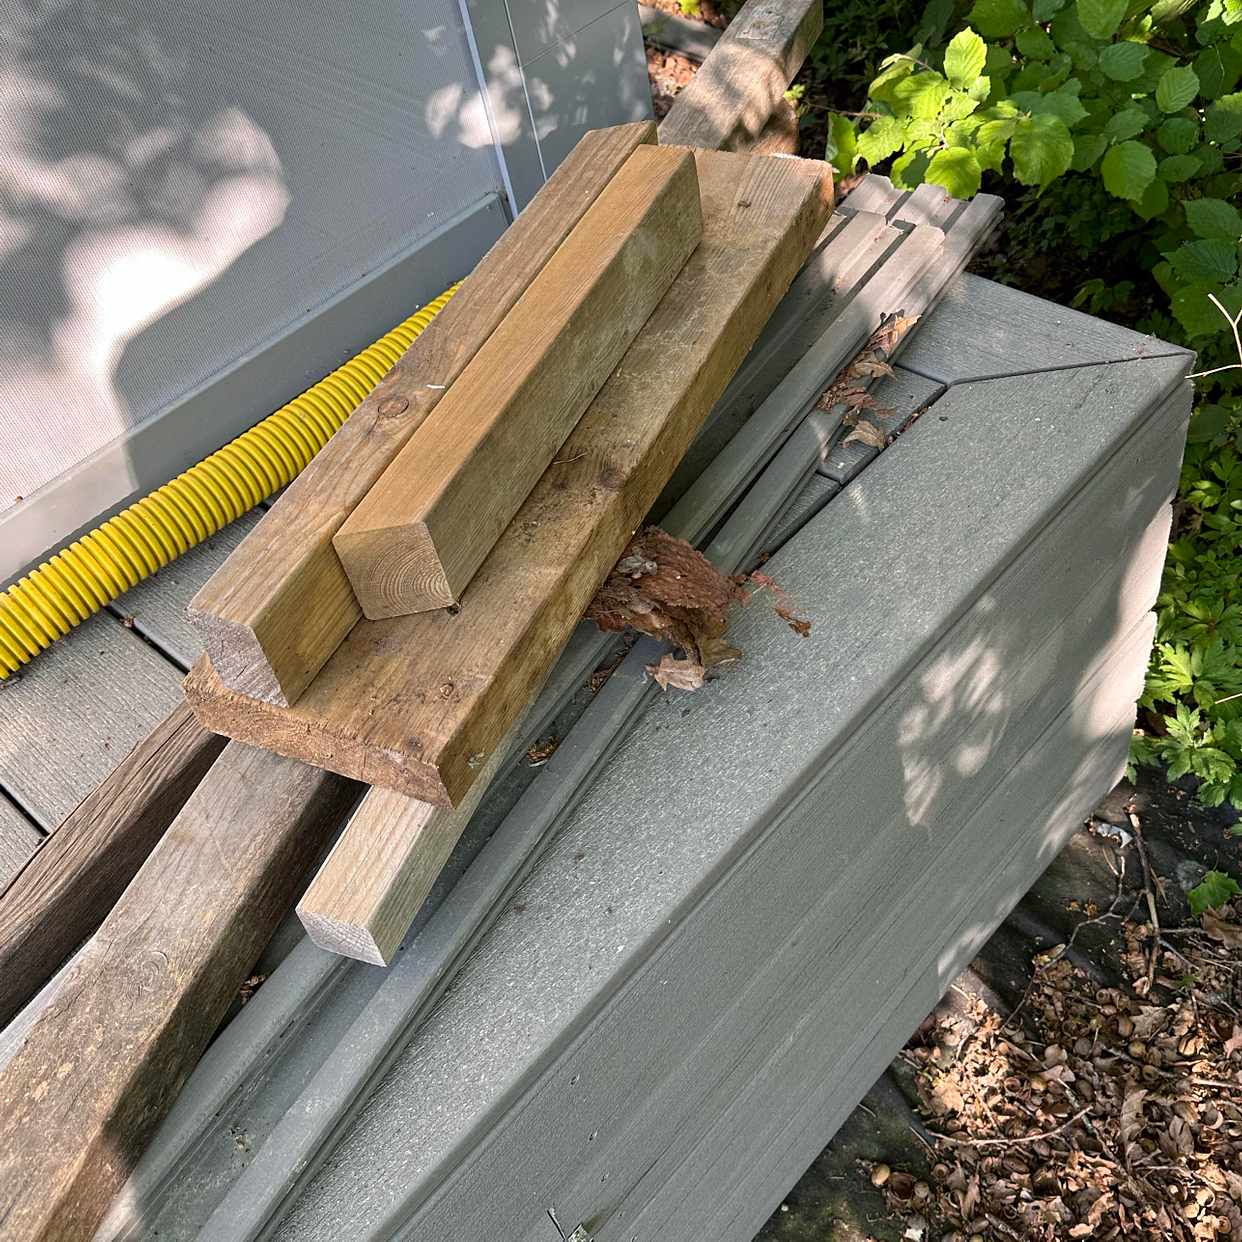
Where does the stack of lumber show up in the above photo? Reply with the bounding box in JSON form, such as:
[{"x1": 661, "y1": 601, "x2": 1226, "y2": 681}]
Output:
[
  {"x1": 80, "y1": 217, "x2": 1190, "y2": 1242},
  {"x1": 0, "y1": 11, "x2": 837, "y2": 1222}
]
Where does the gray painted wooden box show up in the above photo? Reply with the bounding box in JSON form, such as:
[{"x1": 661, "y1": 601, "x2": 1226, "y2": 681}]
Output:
[{"x1": 0, "y1": 179, "x2": 1191, "y2": 1241}]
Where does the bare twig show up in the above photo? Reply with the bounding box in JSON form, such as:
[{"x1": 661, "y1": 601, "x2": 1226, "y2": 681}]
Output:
[
  {"x1": 926, "y1": 1106, "x2": 1092, "y2": 1149},
  {"x1": 1186, "y1": 294, "x2": 1242, "y2": 380}
]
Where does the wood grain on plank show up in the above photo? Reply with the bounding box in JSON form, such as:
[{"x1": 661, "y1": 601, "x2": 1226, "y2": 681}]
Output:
[
  {"x1": 0, "y1": 701, "x2": 227, "y2": 1030},
  {"x1": 0, "y1": 795, "x2": 40, "y2": 895},
  {"x1": 186, "y1": 121, "x2": 657, "y2": 706},
  {"x1": 657, "y1": 0, "x2": 822, "y2": 151},
  {"x1": 0, "y1": 613, "x2": 182, "y2": 829},
  {"x1": 0, "y1": 742, "x2": 358, "y2": 1242},
  {"x1": 298, "y1": 696, "x2": 537, "y2": 964},
  {"x1": 185, "y1": 150, "x2": 833, "y2": 807},
  {"x1": 334, "y1": 146, "x2": 703, "y2": 617}
]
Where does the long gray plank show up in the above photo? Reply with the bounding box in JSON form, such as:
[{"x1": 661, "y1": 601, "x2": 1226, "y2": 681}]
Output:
[
  {"x1": 0, "y1": 793, "x2": 41, "y2": 892},
  {"x1": 0, "y1": 613, "x2": 181, "y2": 829},
  {"x1": 269, "y1": 356, "x2": 1187, "y2": 1240},
  {"x1": 899, "y1": 271, "x2": 1192, "y2": 383}
]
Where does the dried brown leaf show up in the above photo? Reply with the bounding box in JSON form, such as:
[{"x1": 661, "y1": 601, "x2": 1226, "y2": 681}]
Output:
[
  {"x1": 1202, "y1": 911, "x2": 1242, "y2": 948},
  {"x1": 646, "y1": 654, "x2": 705, "y2": 692},
  {"x1": 843, "y1": 418, "x2": 890, "y2": 449}
]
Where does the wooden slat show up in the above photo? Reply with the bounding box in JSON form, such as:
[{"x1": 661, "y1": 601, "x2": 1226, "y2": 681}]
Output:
[
  {"x1": 657, "y1": 0, "x2": 822, "y2": 151},
  {"x1": 334, "y1": 146, "x2": 703, "y2": 617},
  {"x1": 0, "y1": 701, "x2": 227, "y2": 1030},
  {"x1": 0, "y1": 742, "x2": 358, "y2": 1242},
  {"x1": 0, "y1": 794, "x2": 40, "y2": 895},
  {"x1": 0, "y1": 614, "x2": 182, "y2": 829},
  {"x1": 185, "y1": 150, "x2": 833, "y2": 807},
  {"x1": 186, "y1": 121, "x2": 657, "y2": 707}
]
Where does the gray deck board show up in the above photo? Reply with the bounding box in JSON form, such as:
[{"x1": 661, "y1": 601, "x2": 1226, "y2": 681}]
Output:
[
  {"x1": 0, "y1": 793, "x2": 41, "y2": 892},
  {"x1": 112, "y1": 510, "x2": 262, "y2": 669},
  {"x1": 0, "y1": 613, "x2": 181, "y2": 829},
  {"x1": 898, "y1": 272, "x2": 1191, "y2": 383},
  {"x1": 269, "y1": 355, "x2": 1187, "y2": 1240}
]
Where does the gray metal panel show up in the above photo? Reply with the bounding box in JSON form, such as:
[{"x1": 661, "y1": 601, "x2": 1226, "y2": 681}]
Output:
[
  {"x1": 0, "y1": 612, "x2": 181, "y2": 828},
  {"x1": 0, "y1": 793, "x2": 41, "y2": 892},
  {"x1": 0, "y1": 0, "x2": 509, "y2": 573},
  {"x1": 0, "y1": 196, "x2": 509, "y2": 586},
  {"x1": 458, "y1": 0, "x2": 650, "y2": 209},
  {"x1": 271, "y1": 357, "x2": 1186, "y2": 1240},
  {"x1": 898, "y1": 271, "x2": 1192, "y2": 383}
]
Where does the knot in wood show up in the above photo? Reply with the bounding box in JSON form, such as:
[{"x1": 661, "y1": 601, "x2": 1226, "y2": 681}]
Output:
[{"x1": 377, "y1": 396, "x2": 410, "y2": 419}]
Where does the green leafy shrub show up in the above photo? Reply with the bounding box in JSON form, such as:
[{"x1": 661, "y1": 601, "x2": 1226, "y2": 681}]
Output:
[{"x1": 818, "y1": 0, "x2": 1242, "y2": 804}]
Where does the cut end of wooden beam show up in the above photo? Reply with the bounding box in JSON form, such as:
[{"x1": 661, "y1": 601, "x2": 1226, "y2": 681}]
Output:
[
  {"x1": 297, "y1": 904, "x2": 392, "y2": 966},
  {"x1": 332, "y1": 520, "x2": 453, "y2": 619},
  {"x1": 186, "y1": 607, "x2": 295, "y2": 706}
]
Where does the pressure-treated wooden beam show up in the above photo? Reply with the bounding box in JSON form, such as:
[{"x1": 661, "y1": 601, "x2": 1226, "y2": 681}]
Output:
[
  {"x1": 0, "y1": 742, "x2": 358, "y2": 1242},
  {"x1": 185, "y1": 150, "x2": 833, "y2": 807},
  {"x1": 658, "y1": 0, "x2": 823, "y2": 152},
  {"x1": 334, "y1": 146, "x2": 703, "y2": 617},
  {"x1": 186, "y1": 121, "x2": 657, "y2": 706},
  {"x1": 0, "y1": 702, "x2": 226, "y2": 1030}
]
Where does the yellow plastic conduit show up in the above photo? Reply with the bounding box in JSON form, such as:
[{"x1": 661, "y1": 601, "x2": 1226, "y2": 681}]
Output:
[{"x1": 0, "y1": 283, "x2": 460, "y2": 678}]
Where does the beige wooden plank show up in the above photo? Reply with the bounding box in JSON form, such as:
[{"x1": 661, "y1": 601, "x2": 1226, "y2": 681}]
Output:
[
  {"x1": 184, "y1": 150, "x2": 833, "y2": 806},
  {"x1": 187, "y1": 121, "x2": 658, "y2": 707},
  {"x1": 0, "y1": 701, "x2": 227, "y2": 1029},
  {"x1": 0, "y1": 741, "x2": 359, "y2": 1242},
  {"x1": 657, "y1": 0, "x2": 822, "y2": 151},
  {"x1": 0, "y1": 613, "x2": 181, "y2": 829},
  {"x1": 0, "y1": 793, "x2": 40, "y2": 895},
  {"x1": 335, "y1": 146, "x2": 703, "y2": 617}
]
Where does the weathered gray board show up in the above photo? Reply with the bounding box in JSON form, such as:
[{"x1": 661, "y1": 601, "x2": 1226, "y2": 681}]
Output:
[{"x1": 259, "y1": 362, "x2": 1188, "y2": 1242}]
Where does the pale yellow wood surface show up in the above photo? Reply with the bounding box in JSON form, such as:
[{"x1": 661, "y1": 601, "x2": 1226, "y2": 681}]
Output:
[
  {"x1": 185, "y1": 150, "x2": 833, "y2": 807},
  {"x1": 186, "y1": 121, "x2": 657, "y2": 706},
  {"x1": 335, "y1": 146, "x2": 703, "y2": 618}
]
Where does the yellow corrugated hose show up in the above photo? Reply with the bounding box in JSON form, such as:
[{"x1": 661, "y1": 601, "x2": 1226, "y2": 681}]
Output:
[{"x1": 0, "y1": 283, "x2": 459, "y2": 678}]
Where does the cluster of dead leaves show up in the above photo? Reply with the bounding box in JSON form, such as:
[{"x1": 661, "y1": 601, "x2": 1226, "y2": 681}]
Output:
[
  {"x1": 815, "y1": 313, "x2": 919, "y2": 451},
  {"x1": 585, "y1": 527, "x2": 811, "y2": 692},
  {"x1": 875, "y1": 898, "x2": 1242, "y2": 1240}
]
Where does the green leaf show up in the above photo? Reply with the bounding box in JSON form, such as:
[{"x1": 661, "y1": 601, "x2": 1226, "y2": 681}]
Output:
[
  {"x1": 1033, "y1": 0, "x2": 1068, "y2": 18},
  {"x1": 1185, "y1": 196, "x2": 1242, "y2": 240},
  {"x1": 1098, "y1": 41, "x2": 1149, "y2": 80},
  {"x1": 969, "y1": 0, "x2": 1032, "y2": 37},
  {"x1": 825, "y1": 114, "x2": 859, "y2": 171},
  {"x1": 944, "y1": 27, "x2": 988, "y2": 87},
  {"x1": 1196, "y1": 43, "x2": 1242, "y2": 98},
  {"x1": 890, "y1": 146, "x2": 933, "y2": 188},
  {"x1": 1016, "y1": 26, "x2": 1056, "y2": 58},
  {"x1": 857, "y1": 115, "x2": 905, "y2": 165},
  {"x1": 1011, "y1": 86, "x2": 1089, "y2": 126},
  {"x1": 892, "y1": 70, "x2": 954, "y2": 118},
  {"x1": 1104, "y1": 107, "x2": 1150, "y2": 140},
  {"x1": 1100, "y1": 138, "x2": 1157, "y2": 198},
  {"x1": 1010, "y1": 112, "x2": 1075, "y2": 185},
  {"x1": 1157, "y1": 116, "x2": 1199, "y2": 153},
  {"x1": 975, "y1": 116, "x2": 1019, "y2": 169},
  {"x1": 1156, "y1": 64, "x2": 1201, "y2": 112},
  {"x1": 1076, "y1": 0, "x2": 1126, "y2": 39},
  {"x1": 1167, "y1": 238, "x2": 1239, "y2": 283},
  {"x1": 1134, "y1": 176, "x2": 1169, "y2": 218},
  {"x1": 1071, "y1": 130, "x2": 1109, "y2": 168},
  {"x1": 926, "y1": 146, "x2": 984, "y2": 196},
  {"x1": 1159, "y1": 152, "x2": 1202, "y2": 180},
  {"x1": 1206, "y1": 92, "x2": 1242, "y2": 142},
  {"x1": 1189, "y1": 869, "x2": 1242, "y2": 917},
  {"x1": 1172, "y1": 283, "x2": 1239, "y2": 336}
]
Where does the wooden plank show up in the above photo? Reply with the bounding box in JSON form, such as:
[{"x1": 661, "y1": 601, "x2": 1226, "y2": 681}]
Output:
[
  {"x1": 0, "y1": 794, "x2": 40, "y2": 895},
  {"x1": 0, "y1": 701, "x2": 228, "y2": 1030},
  {"x1": 0, "y1": 613, "x2": 182, "y2": 829},
  {"x1": 185, "y1": 150, "x2": 833, "y2": 807},
  {"x1": 333, "y1": 146, "x2": 703, "y2": 617},
  {"x1": 185, "y1": 121, "x2": 657, "y2": 707},
  {"x1": 0, "y1": 742, "x2": 359, "y2": 1242},
  {"x1": 657, "y1": 0, "x2": 822, "y2": 151}
]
